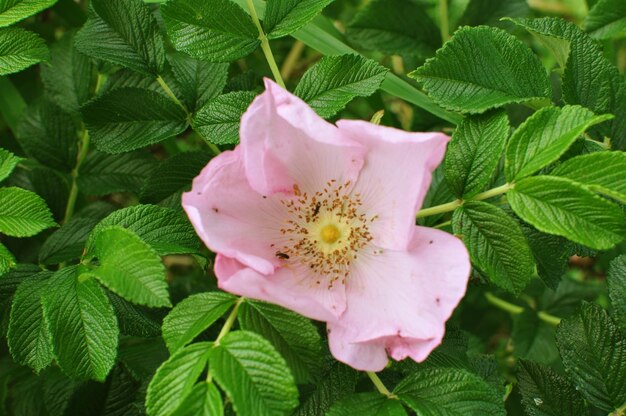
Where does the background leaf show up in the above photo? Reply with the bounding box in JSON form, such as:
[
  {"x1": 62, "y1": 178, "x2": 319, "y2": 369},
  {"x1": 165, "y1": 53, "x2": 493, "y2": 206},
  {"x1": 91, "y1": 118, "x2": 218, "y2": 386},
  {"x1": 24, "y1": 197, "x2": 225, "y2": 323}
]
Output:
[
  {"x1": 607, "y1": 255, "x2": 626, "y2": 333},
  {"x1": 556, "y1": 302, "x2": 626, "y2": 412},
  {"x1": 345, "y1": 0, "x2": 439, "y2": 58},
  {"x1": 517, "y1": 359, "x2": 589, "y2": 416},
  {"x1": 210, "y1": 330, "x2": 299, "y2": 416},
  {"x1": 508, "y1": 176, "x2": 626, "y2": 250},
  {"x1": 192, "y1": 92, "x2": 256, "y2": 145},
  {"x1": 168, "y1": 53, "x2": 228, "y2": 113},
  {"x1": 85, "y1": 226, "x2": 171, "y2": 308},
  {"x1": 87, "y1": 204, "x2": 200, "y2": 256},
  {"x1": 145, "y1": 342, "x2": 212, "y2": 416},
  {"x1": 43, "y1": 266, "x2": 118, "y2": 381},
  {"x1": 238, "y1": 299, "x2": 323, "y2": 384},
  {"x1": 81, "y1": 87, "x2": 188, "y2": 154},
  {"x1": 505, "y1": 105, "x2": 611, "y2": 181},
  {"x1": 410, "y1": 26, "x2": 551, "y2": 114},
  {"x1": 551, "y1": 151, "x2": 626, "y2": 204},
  {"x1": 0, "y1": 0, "x2": 57, "y2": 27},
  {"x1": 7, "y1": 272, "x2": 54, "y2": 373},
  {"x1": 326, "y1": 393, "x2": 406, "y2": 416},
  {"x1": 162, "y1": 292, "x2": 236, "y2": 353},
  {"x1": 394, "y1": 367, "x2": 505, "y2": 415},
  {"x1": 77, "y1": 150, "x2": 156, "y2": 196},
  {"x1": 294, "y1": 54, "x2": 388, "y2": 119},
  {"x1": 74, "y1": 0, "x2": 165, "y2": 75},
  {"x1": 453, "y1": 201, "x2": 535, "y2": 294},
  {"x1": 0, "y1": 27, "x2": 48, "y2": 75},
  {"x1": 0, "y1": 187, "x2": 56, "y2": 237},
  {"x1": 160, "y1": 0, "x2": 260, "y2": 63},
  {"x1": 264, "y1": 0, "x2": 335, "y2": 39},
  {"x1": 584, "y1": 0, "x2": 626, "y2": 39},
  {"x1": 444, "y1": 110, "x2": 508, "y2": 198}
]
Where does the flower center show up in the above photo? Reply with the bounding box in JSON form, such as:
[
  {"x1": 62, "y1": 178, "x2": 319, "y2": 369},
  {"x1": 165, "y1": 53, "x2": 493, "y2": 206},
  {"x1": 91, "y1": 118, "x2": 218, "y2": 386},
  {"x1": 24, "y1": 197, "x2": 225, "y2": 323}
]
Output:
[
  {"x1": 275, "y1": 180, "x2": 375, "y2": 287},
  {"x1": 320, "y1": 224, "x2": 340, "y2": 244}
]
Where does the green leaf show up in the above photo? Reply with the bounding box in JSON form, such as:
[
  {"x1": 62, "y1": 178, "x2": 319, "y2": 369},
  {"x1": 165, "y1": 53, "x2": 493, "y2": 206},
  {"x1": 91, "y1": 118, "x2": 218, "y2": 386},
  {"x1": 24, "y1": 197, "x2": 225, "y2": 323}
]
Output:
[
  {"x1": 444, "y1": 110, "x2": 508, "y2": 198},
  {"x1": 294, "y1": 54, "x2": 388, "y2": 119},
  {"x1": 85, "y1": 226, "x2": 171, "y2": 308},
  {"x1": 161, "y1": 0, "x2": 260, "y2": 63},
  {"x1": 0, "y1": 187, "x2": 56, "y2": 237},
  {"x1": 192, "y1": 92, "x2": 256, "y2": 145},
  {"x1": 0, "y1": 263, "x2": 39, "y2": 300},
  {"x1": 74, "y1": 0, "x2": 165, "y2": 75},
  {"x1": 508, "y1": 176, "x2": 626, "y2": 250},
  {"x1": 512, "y1": 311, "x2": 558, "y2": 364},
  {"x1": 584, "y1": 0, "x2": 626, "y2": 39},
  {"x1": 239, "y1": 300, "x2": 323, "y2": 384},
  {"x1": 0, "y1": 0, "x2": 58, "y2": 27},
  {"x1": 16, "y1": 99, "x2": 78, "y2": 172},
  {"x1": 211, "y1": 330, "x2": 299, "y2": 416},
  {"x1": 0, "y1": 27, "x2": 48, "y2": 75},
  {"x1": 0, "y1": 242, "x2": 15, "y2": 275},
  {"x1": 293, "y1": 362, "x2": 357, "y2": 416},
  {"x1": 517, "y1": 360, "x2": 589, "y2": 416},
  {"x1": 505, "y1": 105, "x2": 611, "y2": 181},
  {"x1": 0, "y1": 148, "x2": 21, "y2": 183},
  {"x1": 510, "y1": 17, "x2": 626, "y2": 150},
  {"x1": 40, "y1": 30, "x2": 93, "y2": 115},
  {"x1": 140, "y1": 151, "x2": 211, "y2": 204},
  {"x1": 551, "y1": 151, "x2": 626, "y2": 204},
  {"x1": 170, "y1": 381, "x2": 223, "y2": 416},
  {"x1": 43, "y1": 266, "x2": 118, "y2": 381},
  {"x1": 345, "y1": 0, "x2": 439, "y2": 57},
  {"x1": 107, "y1": 291, "x2": 162, "y2": 338},
  {"x1": 327, "y1": 393, "x2": 406, "y2": 416},
  {"x1": 145, "y1": 342, "x2": 212, "y2": 416},
  {"x1": 410, "y1": 26, "x2": 551, "y2": 114},
  {"x1": 81, "y1": 87, "x2": 188, "y2": 154},
  {"x1": 162, "y1": 292, "x2": 236, "y2": 353},
  {"x1": 39, "y1": 202, "x2": 115, "y2": 265},
  {"x1": 458, "y1": 0, "x2": 529, "y2": 28},
  {"x1": 520, "y1": 224, "x2": 570, "y2": 290},
  {"x1": 556, "y1": 302, "x2": 626, "y2": 412},
  {"x1": 77, "y1": 150, "x2": 157, "y2": 196},
  {"x1": 607, "y1": 255, "x2": 626, "y2": 333},
  {"x1": 264, "y1": 0, "x2": 334, "y2": 39},
  {"x1": 394, "y1": 367, "x2": 505, "y2": 415},
  {"x1": 87, "y1": 204, "x2": 200, "y2": 256},
  {"x1": 452, "y1": 201, "x2": 535, "y2": 294},
  {"x1": 168, "y1": 53, "x2": 228, "y2": 113},
  {"x1": 7, "y1": 273, "x2": 54, "y2": 372}
]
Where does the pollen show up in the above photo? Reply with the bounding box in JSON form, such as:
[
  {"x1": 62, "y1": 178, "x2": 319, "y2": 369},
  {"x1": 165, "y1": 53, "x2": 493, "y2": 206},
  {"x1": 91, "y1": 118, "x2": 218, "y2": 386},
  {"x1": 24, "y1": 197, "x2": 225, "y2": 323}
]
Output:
[{"x1": 276, "y1": 180, "x2": 375, "y2": 288}]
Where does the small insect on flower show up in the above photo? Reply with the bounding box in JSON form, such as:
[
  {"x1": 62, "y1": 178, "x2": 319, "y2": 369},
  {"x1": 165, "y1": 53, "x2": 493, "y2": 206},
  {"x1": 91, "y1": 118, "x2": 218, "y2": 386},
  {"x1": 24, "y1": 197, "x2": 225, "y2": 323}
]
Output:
[{"x1": 183, "y1": 79, "x2": 470, "y2": 371}]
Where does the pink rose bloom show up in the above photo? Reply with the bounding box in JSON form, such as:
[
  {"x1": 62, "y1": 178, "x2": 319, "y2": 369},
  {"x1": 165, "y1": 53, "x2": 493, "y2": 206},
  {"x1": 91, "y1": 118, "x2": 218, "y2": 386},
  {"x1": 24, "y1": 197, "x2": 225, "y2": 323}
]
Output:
[{"x1": 183, "y1": 79, "x2": 470, "y2": 371}]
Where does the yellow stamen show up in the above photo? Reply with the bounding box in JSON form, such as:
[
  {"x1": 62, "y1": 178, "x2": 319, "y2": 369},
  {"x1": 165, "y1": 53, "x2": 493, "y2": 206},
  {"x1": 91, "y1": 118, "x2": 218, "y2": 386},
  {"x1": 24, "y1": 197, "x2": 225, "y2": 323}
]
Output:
[{"x1": 320, "y1": 224, "x2": 341, "y2": 244}]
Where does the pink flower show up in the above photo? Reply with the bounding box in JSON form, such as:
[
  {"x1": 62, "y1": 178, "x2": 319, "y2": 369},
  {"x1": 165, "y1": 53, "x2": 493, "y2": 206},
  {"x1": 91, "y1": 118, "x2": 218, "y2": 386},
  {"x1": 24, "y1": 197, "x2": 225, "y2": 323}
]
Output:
[{"x1": 183, "y1": 79, "x2": 470, "y2": 371}]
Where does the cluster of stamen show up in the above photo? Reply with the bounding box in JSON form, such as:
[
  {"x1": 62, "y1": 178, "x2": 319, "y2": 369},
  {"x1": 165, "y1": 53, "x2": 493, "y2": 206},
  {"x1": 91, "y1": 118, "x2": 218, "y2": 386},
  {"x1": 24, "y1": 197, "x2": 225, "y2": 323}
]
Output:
[{"x1": 274, "y1": 180, "x2": 375, "y2": 288}]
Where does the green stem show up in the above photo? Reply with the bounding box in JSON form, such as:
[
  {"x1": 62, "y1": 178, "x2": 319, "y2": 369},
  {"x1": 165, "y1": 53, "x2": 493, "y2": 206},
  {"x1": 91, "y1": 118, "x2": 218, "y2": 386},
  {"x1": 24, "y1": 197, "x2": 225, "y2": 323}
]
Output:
[
  {"x1": 245, "y1": 0, "x2": 286, "y2": 88},
  {"x1": 366, "y1": 372, "x2": 397, "y2": 399},
  {"x1": 439, "y1": 0, "x2": 449, "y2": 42},
  {"x1": 215, "y1": 297, "x2": 244, "y2": 345},
  {"x1": 485, "y1": 292, "x2": 524, "y2": 315},
  {"x1": 207, "y1": 142, "x2": 221, "y2": 156},
  {"x1": 63, "y1": 128, "x2": 90, "y2": 224},
  {"x1": 416, "y1": 183, "x2": 514, "y2": 219},
  {"x1": 156, "y1": 75, "x2": 186, "y2": 111},
  {"x1": 486, "y1": 292, "x2": 562, "y2": 327}
]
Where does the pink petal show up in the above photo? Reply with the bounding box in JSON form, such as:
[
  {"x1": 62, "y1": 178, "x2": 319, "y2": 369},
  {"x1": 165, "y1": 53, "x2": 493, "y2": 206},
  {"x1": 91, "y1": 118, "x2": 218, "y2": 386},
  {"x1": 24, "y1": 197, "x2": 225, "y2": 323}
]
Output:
[
  {"x1": 327, "y1": 226, "x2": 470, "y2": 369},
  {"x1": 336, "y1": 120, "x2": 449, "y2": 250},
  {"x1": 240, "y1": 79, "x2": 366, "y2": 196},
  {"x1": 182, "y1": 148, "x2": 287, "y2": 275},
  {"x1": 215, "y1": 254, "x2": 346, "y2": 321}
]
